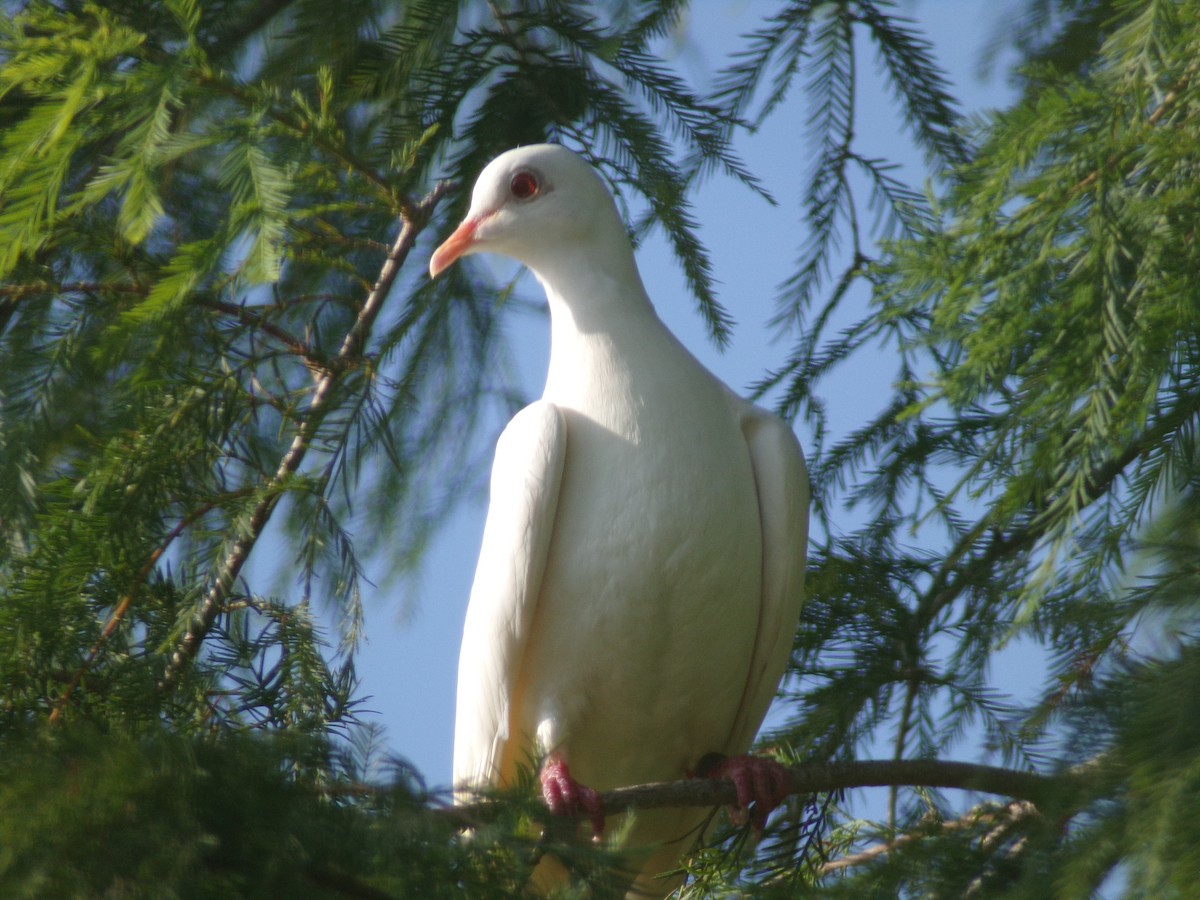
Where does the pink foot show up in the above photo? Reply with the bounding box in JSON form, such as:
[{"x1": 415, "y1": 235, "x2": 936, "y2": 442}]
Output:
[
  {"x1": 540, "y1": 755, "x2": 606, "y2": 840},
  {"x1": 708, "y1": 754, "x2": 791, "y2": 835}
]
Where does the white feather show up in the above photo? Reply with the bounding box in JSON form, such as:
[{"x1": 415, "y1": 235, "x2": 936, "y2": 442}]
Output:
[{"x1": 453, "y1": 401, "x2": 566, "y2": 797}]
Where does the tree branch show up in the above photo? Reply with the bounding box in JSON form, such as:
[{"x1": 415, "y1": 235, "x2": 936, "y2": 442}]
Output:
[
  {"x1": 447, "y1": 758, "x2": 1068, "y2": 826},
  {"x1": 1040, "y1": 63, "x2": 1197, "y2": 202},
  {"x1": 598, "y1": 759, "x2": 1059, "y2": 814},
  {"x1": 157, "y1": 180, "x2": 453, "y2": 692}
]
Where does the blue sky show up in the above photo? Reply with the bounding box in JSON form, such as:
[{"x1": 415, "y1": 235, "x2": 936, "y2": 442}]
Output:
[{"x1": 348, "y1": 1, "x2": 1023, "y2": 792}]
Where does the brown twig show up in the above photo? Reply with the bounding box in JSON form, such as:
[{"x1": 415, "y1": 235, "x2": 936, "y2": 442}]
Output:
[{"x1": 200, "y1": 298, "x2": 318, "y2": 365}]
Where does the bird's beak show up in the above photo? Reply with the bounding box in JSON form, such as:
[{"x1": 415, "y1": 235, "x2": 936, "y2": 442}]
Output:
[{"x1": 429, "y1": 216, "x2": 481, "y2": 278}]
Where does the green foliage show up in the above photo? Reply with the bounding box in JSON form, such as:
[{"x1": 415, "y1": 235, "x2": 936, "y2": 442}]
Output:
[
  {"x1": 0, "y1": 0, "x2": 767, "y2": 895},
  {"x1": 0, "y1": 0, "x2": 745, "y2": 730},
  {"x1": 0, "y1": 725, "x2": 554, "y2": 898},
  {"x1": 758, "y1": 0, "x2": 1200, "y2": 894},
  {"x1": 2, "y1": 0, "x2": 1200, "y2": 895}
]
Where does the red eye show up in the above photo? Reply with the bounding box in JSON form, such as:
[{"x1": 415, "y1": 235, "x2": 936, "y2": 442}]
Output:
[{"x1": 510, "y1": 171, "x2": 540, "y2": 200}]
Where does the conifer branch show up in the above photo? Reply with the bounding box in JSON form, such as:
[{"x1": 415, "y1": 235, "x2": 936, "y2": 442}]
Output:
[
  {"x1": 205, "y1": 0, "x2": 299, "y2": 62},
  {"x1": 916, "y1": 395, "x2": 1200, "y2": 631},
  {"x1": 194, "y1": 70, "x2": 404, "y2": 213},
  {"x1": 157, "y1": 180, "x2": 453, "y2": 693},
  {"x1": 1038, "y1": 63, "x2": 1196, "y2": 203},
  {"x1": 48, "y1": 497, "x2": 231, "y2": 723}
]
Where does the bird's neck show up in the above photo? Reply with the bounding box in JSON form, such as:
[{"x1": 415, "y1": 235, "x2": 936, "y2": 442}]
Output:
[
  {"x1": 530, "y1": 245, "x2": 698, "y2": 412},
  {"x1": 537, "y1": 251, "x2": 654, "y2": 333}
]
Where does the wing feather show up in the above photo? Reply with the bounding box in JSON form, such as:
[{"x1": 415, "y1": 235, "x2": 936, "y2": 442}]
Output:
[
  {"x1": 727, "y1": 405, "x2": 810, "y2": 752},
  {"x1": 453, "y1": 401, "x2": 567, "y2": 798}
]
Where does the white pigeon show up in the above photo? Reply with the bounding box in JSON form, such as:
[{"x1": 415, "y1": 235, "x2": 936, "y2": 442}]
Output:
[{"x1": 429, "y1": 144, "x2": 809, "y2": 896}]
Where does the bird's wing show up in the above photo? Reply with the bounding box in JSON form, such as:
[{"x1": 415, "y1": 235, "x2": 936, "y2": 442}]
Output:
[
  {"x1": 453, "y1": 400, "x2": 567, "y2": 798},
  {"x1": 727, "y1": 404, "x2": 810, "y2": 752}
]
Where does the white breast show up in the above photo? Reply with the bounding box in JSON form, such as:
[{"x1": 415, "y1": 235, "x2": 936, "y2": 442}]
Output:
[{"x1": 513, "y1": 312, "x2": 764, "y2": 789}]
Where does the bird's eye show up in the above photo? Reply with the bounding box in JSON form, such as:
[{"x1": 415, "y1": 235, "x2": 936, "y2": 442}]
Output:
[{"x1": 510, "y1": 171, "x2": 540, "y2": 200}]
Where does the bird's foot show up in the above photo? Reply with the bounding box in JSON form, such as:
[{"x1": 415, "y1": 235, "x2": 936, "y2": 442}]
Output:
[
  {"x1": 540, "y1": 755, "x2": 605, "y2": 841},
  {"x1": 704, "y1": 753, "x2": 791, "y2": 836}
]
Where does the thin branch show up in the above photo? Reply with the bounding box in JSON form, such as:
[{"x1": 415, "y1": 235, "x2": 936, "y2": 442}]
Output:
[
  {"x1": 819, "y1": 799, "x2": 1039, "y2": 875},
  {"x1": 603, "y1": 759, "x2": 1058, "y2": 813},
  {"x1": 0, "y1": 280, "x2": 149, "y2": 298},
  {"x1": 48, "y1": 498, "x2": 225, "y2": 723},
  {"x1": 200, "y1": 297, "x2": 319, "y2": 367},
  {"x1": 157, "y1": 180, "x2": 453, "y2": 692}
]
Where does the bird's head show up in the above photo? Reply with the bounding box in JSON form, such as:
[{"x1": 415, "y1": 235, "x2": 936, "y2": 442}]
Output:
[{"x1": 428, "y1": 144, "x2": 626, "y2": 280}]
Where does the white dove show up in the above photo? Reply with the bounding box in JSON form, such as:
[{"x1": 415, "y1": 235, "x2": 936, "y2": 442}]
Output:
[{"x1": 429, "y1": 144, "x2": 809, "y2": 896}]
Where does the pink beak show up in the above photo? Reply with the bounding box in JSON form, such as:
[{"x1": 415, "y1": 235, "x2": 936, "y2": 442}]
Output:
[{"x1": 429, "y1": 217, "x2": 481, "y2": 278}]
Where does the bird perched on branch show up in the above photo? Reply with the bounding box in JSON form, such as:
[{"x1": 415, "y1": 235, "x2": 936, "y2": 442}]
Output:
[{"x1": 429, "y1": 143, "x2": 809, "y2": 896}]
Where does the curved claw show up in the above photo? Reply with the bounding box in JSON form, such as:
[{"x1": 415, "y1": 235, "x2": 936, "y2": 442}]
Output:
[
  {"x1": 540, "y1": 755, "x2": 606, "y2": 841},
  {"x1": 708, "y1": 754, "x2": 792, "y2": 835}
]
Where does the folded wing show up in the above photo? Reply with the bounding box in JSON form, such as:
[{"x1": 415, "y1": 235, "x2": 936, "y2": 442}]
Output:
[{"x1": 453, "y1": 401, "x2": 567, "y2": 797}]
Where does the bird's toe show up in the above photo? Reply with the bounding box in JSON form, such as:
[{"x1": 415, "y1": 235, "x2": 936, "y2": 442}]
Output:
[
  {"x1": 540, "y1": 755, "x2": 606, "y2": 840},
  {"x1": 709, "y1": 754, "x2": 792, "y2": 835}
]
